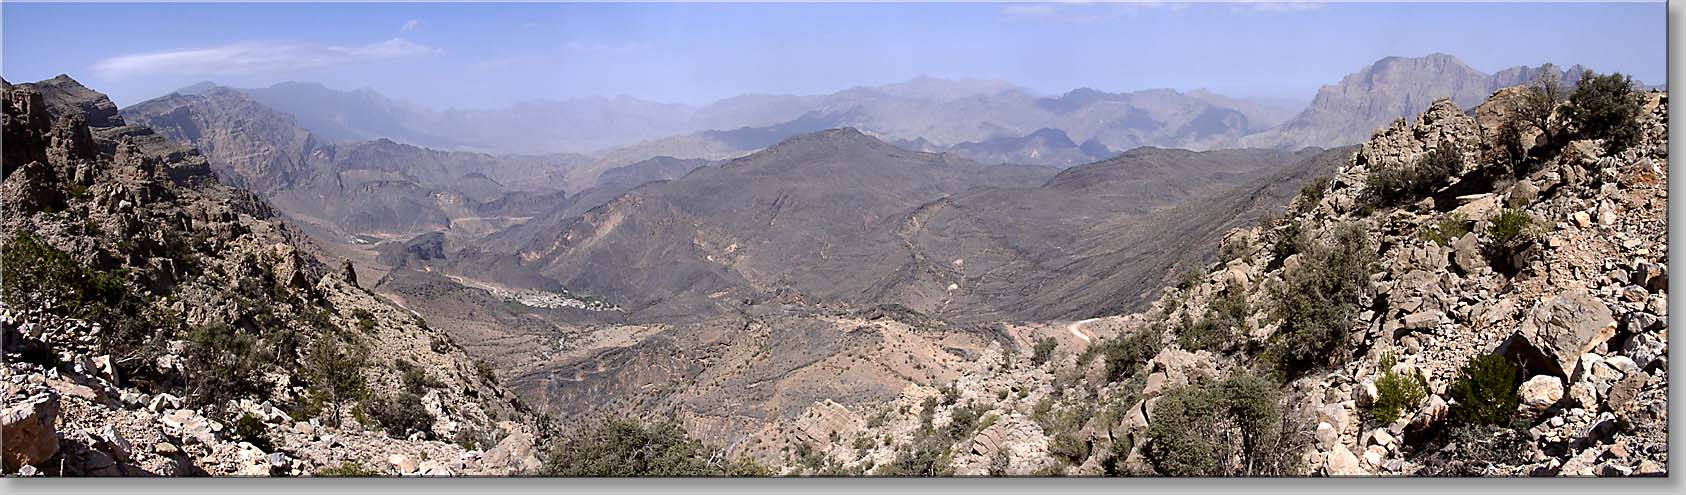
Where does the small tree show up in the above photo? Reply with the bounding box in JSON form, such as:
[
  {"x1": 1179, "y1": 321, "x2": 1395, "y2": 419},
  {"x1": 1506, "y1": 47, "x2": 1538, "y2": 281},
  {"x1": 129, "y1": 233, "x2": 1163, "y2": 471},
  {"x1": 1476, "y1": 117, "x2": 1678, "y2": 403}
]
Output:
[
  {"x1": 304, "y1": 333, "x2": 368, "y2": 427},
  {"x1": 1270, "y1": 223, "x2": 1374, "y2": 375},
  {"x1": 1030, "y1": 337, "x2": 1059, "y2": 366},
  {"x1": 1561, "y1": 70, "x2": 1644, "y2": 153},
  {"x1": 1511, "y1": 64, "x2": 1564, "y2": 147},
  {"x1": 1145, "y1": 372, "x2": 1286, "y2": 476}
]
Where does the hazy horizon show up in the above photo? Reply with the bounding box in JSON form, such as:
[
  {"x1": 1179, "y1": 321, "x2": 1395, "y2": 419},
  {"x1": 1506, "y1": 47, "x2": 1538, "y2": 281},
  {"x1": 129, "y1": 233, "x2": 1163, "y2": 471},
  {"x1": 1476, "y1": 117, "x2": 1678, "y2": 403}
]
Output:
[{"x1": 3, "y1": 2, "x2": 1668, "y2": 109}]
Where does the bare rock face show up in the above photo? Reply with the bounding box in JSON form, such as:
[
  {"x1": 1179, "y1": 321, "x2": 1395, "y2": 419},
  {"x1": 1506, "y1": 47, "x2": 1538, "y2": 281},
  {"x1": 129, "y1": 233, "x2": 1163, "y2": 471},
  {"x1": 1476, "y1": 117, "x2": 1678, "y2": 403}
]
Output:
[
  {"x1": 1510, "y1": 290, "x2": 1617, "y2": 378},
  {"x1": 1356, "y1": 97, "x2": 1481, "y2": 175},
  {"x1": 481, "y1": 431, "x2": 542, "y2": 474},
  {"x1": 2, "y1": 393, "x2": 61, "y2": 471}
]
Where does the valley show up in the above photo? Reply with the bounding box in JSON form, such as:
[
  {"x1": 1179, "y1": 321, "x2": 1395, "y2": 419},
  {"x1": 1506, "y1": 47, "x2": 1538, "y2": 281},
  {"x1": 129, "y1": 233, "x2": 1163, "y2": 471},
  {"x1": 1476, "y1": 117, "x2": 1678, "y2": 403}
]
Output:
[{"x1": 1, "y1": 31, "x2": 1668, "y2": 478}]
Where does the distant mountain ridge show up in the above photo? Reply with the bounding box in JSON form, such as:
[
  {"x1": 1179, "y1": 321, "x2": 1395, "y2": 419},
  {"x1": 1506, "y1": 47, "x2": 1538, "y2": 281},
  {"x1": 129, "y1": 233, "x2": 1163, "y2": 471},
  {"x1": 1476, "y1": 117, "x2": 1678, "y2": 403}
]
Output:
[{"x1": 1241, "y1": 53, "x2": 1625, "y2": 148}]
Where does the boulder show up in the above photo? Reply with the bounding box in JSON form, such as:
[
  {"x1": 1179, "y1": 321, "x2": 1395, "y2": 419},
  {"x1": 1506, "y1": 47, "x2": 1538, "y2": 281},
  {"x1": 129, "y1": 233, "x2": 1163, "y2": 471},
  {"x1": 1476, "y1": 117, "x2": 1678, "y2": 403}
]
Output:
[
  {"x1": 1516, "y1": 375, "x2": 1563, "y2": 419},
  {"x1": 1507, "y1": 290, "x2": 1617, "y2": 378},
  {"x1": 388, "y1": 454, "x2": 418, "y2": 474},
  {"x1": 1451, "y1": 232, "x2": 1484, "y2": 274},
  {"x1": 1402, "y1": 311, "x2": 1438, "y2": 330},
  {"x1": 1, "y1": 393, "x2": 60, "y2": 471},
  {"x1": 1325, "y1": 443, "x2": 1366, "y2": 476},
  {"x1": 1604, "y1": 372, "x2": 1650, "y2": 415},
  {"x1": 482, "y1": 431, "x2": 542, "y2": 474}
]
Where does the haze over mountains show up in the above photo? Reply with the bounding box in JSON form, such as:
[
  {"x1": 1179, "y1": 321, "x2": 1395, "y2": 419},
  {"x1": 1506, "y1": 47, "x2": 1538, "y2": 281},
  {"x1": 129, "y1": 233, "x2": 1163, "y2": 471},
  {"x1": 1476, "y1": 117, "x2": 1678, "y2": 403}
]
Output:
[{"x1": 110, "y1": 53, "x2": 1650, "y2": 324}]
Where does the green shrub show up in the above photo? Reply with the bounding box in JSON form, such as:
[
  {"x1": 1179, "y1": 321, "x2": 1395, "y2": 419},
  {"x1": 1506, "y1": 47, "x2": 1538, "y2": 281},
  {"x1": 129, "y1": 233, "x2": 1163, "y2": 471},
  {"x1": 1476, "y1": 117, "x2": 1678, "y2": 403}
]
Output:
[
  {"x1": 1297, "y1": 176, "x2": 1331, "y2": 211},
  {"x1": 1047, "y1": 431, "x2": 1090, "y2": 466},
  {"x1": 352, "y1": 309, "x2": 377, "y2": 333},
  {"x1": 938, "y1": 381, "x2": 961, "y2": 406},
  {"x1": 182, "y1": 323, "x2": 263, "y2": 417},
  {"x1": 542, "y1": 418, "x2": 739, "y2": 476},
  {"x1": 1483, "y1": 208, "x2": 1538, "y2": 273},
  {"x1": 1087, "y1": 326, "x2": 1162, "y2": 383},
  {"x1": 231, "y1": 413, "x2": 274, "y2": 452},
  {"x1": 1181, "y1": 287, "x2": 1248, "y2": 353},
  {"x1": 396, "y1": 359, "x2": 444, "y2": 395},
  {"x1": 368, "y1": 392, "x2": 435, "y2": 439},
  {"x1": 1269, "y1": 223, "x2": 1374, "y2": 375},
  {"x1": 1270, "y1": 219, "x2": 1308, "y2": 265},
  {"x1": 1447, "y1": 355, "x2": 1522, "y2": 427},
  {"x1": 1218, "y1": 234, "x2": 1251, "y2": 264},
  {"x1": 1561, "y1": 70, "x2": 1644, "y2": 153},
  {"x1": 1365, "y1": 145, "x2": 1461, "y2": 207},
  {"x1": 474, "y1": 359, "x2": 498, "y2": 384},
  {"x1": 1030, "y1": 337, "x2": 1059, "y2": 367},
  {"x1": 303, "y1": 334, "x2": 368, "y2": 427},
  {"x1": 1419, "y1": 213, "x2": 1472, "y2": 247},
  {"x1": 1372, "y1": 354, "x2": 1428, "y2": 424},
  {"x1": 316, "y1": 461, "x2": 382, "y2": 477},
  {"x1": 875, "y1": 432, "x2": 954, "y2": 476},
  {"x1": 1145, "y1": 372, "x2": 1286, "y2": 476}
]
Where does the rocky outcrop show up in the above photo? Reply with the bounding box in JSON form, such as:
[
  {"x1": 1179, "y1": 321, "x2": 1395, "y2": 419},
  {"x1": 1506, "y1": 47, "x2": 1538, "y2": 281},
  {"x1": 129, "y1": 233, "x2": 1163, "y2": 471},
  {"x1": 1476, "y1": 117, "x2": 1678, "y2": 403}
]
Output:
[
  {"x1": 2, "y1": 76, "x2": 540, "y2": 476},
  {"x1": 2, "y1": 393, "x2": 61, "y2": 472}
]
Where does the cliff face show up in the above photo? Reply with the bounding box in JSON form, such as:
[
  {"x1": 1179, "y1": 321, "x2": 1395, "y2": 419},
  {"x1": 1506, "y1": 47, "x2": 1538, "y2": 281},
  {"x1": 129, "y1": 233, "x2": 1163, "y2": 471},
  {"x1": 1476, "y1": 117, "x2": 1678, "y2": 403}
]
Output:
[
  {"x1": 742, "y1": 87, "x2": 1668, "y2": 477},
  {"x1": 1245, "y1": 54, "x2": 1596, "y2": 150},
  {"x1": 1, "y1": 77, "x2": 543, "y2": 477}
]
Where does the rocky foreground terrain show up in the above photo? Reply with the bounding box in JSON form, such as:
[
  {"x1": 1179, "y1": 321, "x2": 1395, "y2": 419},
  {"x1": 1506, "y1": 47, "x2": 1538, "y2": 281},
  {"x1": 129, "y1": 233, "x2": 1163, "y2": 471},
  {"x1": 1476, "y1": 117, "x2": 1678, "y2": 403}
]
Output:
[{"x1": 1, "y1": 78, "x2": 547, "y2": 476}]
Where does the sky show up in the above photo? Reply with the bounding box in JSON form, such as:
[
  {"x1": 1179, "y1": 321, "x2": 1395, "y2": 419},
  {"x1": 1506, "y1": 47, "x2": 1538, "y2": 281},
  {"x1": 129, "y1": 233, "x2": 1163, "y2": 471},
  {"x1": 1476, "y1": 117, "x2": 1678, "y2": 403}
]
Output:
[{"x1": 1, "y1": 2, "x2": 1668, "y2": 109}]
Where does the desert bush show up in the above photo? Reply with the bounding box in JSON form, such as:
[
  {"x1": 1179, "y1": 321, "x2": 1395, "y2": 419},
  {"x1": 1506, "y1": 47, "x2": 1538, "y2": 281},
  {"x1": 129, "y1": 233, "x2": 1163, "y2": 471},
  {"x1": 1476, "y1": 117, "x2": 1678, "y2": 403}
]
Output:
[
  {"x1": 1047, "y1": 431, "x2": 1090, "y2": 466},
  {"x1": 396, "y1": 359, "x2": 444, "y2": 395},
  {"x1": 1419, "y1": 213, "x2": 1472, "y2": 247},
  {"x1": 543, "y1": 418, "x2": 746, "y2": 476},
  {"x1": 1270, "y1": 219, "x2": 1308, "y2": 265},
  {"x1": 474, "y1": 359, "x2": 498, "y2": 384},
  {"x1": 1087, "y1": 326, "x2": 1163, "y2": 383},
  {"x1": 231, "y1": 413, "x2": 274, "y2": 452},
  {"x1": 1483, "y1": 208, "x2": 1538, "y2": 273},
  {"x1": 1269, "y1": 223, "x2": 1374, "y2": 375},
  {"x1": 1371, "y1": 353, "x2": 1428, "y2": 424},
  {"x1": 1144, "y1": 372, "x2": 1285, "y2": 476},
  {"x1": 1030, "y1": 337, "x2": 1059, "y2": 367},
  {"x1": 1181, "y1": 287, "x2": 1249, "y2": 353},
  {"x1": 1447, "y1": 355, "x2": 1522, "y2": 427},
  {"x1": 182, "y1": 323, "x2": 263, "y2": 417},
  {"x1": 1511, "y1": 66, "x2": 1565, "y2": 147},
  {"x1": 1561, "y1": 70, "x2": 1644, "y2": 153},
  {"x1": 1296, "y1": 176, "x2": 1331, "y2": 211},
  {"x1": 1365, "y1": 145, "x2": 1461, "y2": 207},
  {"x1": 368, "y1": 392, "x2": 435, "y2": 438},
  {"x1": 352, "y1": 309, "x2": 377, "y2": 333},
  {"x1": 303, "y1": 333, "x2": 368, "y2": 426},
  {"x1": 875, "y1": 431, "x2": 954, "y2": 476},
  {"x1": 1218, "y1": 234, "x2": 1251, "y2": 264},
  {"x1": 1415, "y1": 424, "x2": 1531, "y2": 476}
]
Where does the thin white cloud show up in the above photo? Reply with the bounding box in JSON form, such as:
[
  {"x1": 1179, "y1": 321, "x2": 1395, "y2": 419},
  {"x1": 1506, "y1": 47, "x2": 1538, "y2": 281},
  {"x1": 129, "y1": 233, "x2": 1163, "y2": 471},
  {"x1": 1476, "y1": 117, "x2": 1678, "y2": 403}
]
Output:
[
  {"x1": 400, "y1": 19, "x2": 422, "y2": 32},
  {"x1": 90, "y1": 38, "x2": 441, "y2": 79}
]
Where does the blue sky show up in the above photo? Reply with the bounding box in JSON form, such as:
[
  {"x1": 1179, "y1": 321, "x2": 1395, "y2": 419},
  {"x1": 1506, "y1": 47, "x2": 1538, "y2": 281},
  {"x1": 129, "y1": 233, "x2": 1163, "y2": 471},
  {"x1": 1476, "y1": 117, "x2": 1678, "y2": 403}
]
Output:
[{"x1": 1, "y1": 2, "x2": 1667, "y2": 109}]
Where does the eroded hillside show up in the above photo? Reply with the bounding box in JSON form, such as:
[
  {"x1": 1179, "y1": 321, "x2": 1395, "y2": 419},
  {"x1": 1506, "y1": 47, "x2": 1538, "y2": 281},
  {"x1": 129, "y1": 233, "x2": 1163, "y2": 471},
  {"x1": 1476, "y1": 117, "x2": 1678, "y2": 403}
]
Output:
[{"x1": 2, "y1": 77, "x2": 547, "y2": 477}]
